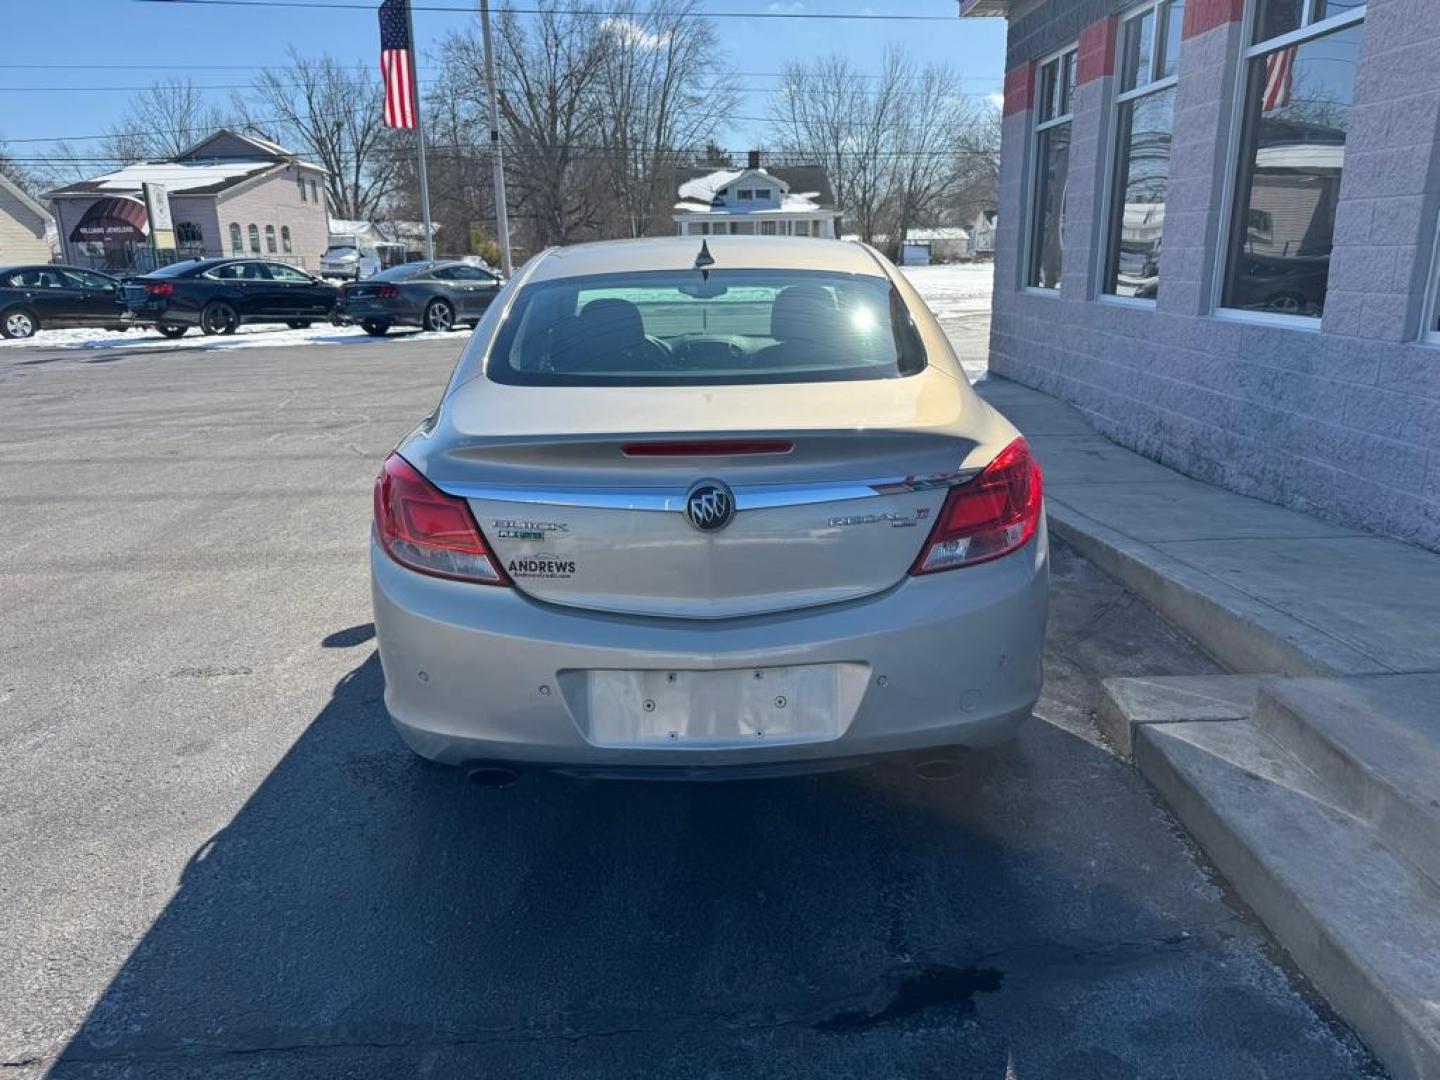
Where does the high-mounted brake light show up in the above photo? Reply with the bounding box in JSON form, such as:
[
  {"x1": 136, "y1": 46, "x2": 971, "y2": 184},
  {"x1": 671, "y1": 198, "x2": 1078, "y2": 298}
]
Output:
[
  {"x1": 145, "y1": 282, "x2": 175, "y2": 297},
  {"x1": 373, "y1": 454, "x2": 509, "y2": 585},
  {"x1": 910, "y1": 437, "x2": 1043, "y2": 574},
  {"x1": 622, "y1": 440, "x2": 793, "y2": 457}
]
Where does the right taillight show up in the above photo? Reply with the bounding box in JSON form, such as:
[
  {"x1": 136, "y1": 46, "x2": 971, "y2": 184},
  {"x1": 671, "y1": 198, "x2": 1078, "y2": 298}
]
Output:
[
  {"x1": 373, "y1": 454, "x2": 509, "y2": 585},
  {"x1": 910, "y1": 437, "x2": 1043, "y2": 574}
]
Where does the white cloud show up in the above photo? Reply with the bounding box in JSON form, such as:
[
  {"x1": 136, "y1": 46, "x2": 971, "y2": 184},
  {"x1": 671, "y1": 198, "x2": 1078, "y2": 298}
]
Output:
[
  {"x1": 601, "y1": 16, "x2": 671, "y2": 50},
  {"x1": 767, "y1": 1, "x2": 805, "y2": 12},
  {"x1": 987, "y1": 91, "x2": 1005, "y2": 110}
]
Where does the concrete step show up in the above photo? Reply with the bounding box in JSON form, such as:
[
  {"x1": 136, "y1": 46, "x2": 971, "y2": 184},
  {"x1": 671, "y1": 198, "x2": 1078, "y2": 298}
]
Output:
[
  {"x1": 1097, "y1": 674, "x2": 1260, "y2": 758},
  {"x1": 1136, "y1": 718, "x2": 1440, "y2": 1080},
  {"x1": 1253, "y1": 675, "x2": 1440, "y2": 888}
]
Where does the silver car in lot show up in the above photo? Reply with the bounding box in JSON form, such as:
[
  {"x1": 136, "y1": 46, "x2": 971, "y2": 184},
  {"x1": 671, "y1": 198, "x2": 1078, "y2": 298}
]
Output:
[{"x1": 371, "y1": 236, "x2": 1048, "y2": 778}]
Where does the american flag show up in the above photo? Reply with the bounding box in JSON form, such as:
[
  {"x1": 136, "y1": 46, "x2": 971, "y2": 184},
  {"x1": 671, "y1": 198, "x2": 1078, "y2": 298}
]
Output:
[
  {"x1": 1262, "y1": 45, "x2": 1296, "y2": 113},
  {"x1": 379, "y1": 0, "x2": 417, "y2": 129}
]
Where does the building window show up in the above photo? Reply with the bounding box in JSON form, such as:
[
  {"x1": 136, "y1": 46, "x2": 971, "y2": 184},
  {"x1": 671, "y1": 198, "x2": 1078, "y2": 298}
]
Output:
[
  {"x1": 738, "y1": 189, "x2": 753, "y2": 200},
  {"x1": 310, "y1": 179, "x2": 320, "y2": 205},
  {"x1": 1221, "y1": 1, "x2": 1365, "y2": 318},
  {"x1": 281, "y1": 225, "x2": 293, "y2": 254},
  {"x1": 248, "y1": 224, "x2": 260, "y2": 254},
  {"x1": 265, "y1": 225, "x2": 277, "y2": 253},
  {"x1": 760, "y1": 220, "x2": 776, "y2": 236},
  {"x1": 1104, "y1": 1, "x2": 1182, "y2": 300},
  {"x1": 1027, "y1": 46, "x2": 1077, "y2": 290},
  {"x1": 298, "y1": 176, "x2": 307, "y2": 202},
  {"x1": 229, "y1": 222, "x2": 243, "y2": 254}
]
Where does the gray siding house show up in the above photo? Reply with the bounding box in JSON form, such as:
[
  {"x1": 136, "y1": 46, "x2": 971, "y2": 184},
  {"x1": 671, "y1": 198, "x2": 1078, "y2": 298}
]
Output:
[
  {"x1": 963, "y1": 0, "x2": 1440, "y2": 552},
  {"x1": 46, "y1": 130, "x2": 330, "y2": 273}
]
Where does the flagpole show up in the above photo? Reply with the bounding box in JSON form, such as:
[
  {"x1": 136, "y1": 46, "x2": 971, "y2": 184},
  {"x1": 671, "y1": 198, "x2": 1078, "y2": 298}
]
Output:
[
  {"x1": 479, "y1": 0, "x2": 512, "y2": 277},
  {"x1": 405, "y1": 0, "x2": 436, "y2": 262}
]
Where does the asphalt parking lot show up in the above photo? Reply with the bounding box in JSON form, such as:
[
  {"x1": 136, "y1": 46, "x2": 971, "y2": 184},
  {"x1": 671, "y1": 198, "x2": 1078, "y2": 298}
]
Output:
[{"x1": 0, "y1": 336, "x2": 1383, "y2": 1078}]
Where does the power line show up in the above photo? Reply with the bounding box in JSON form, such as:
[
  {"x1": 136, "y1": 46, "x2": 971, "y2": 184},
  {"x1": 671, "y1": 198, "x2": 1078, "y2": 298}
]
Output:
[{"x1": 130, "y1": 0, "x2": 960, "y2": 19}]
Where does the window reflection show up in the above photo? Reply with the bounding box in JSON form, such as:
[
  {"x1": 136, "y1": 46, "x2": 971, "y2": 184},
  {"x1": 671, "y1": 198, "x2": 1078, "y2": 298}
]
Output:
[
  {"x1": 1030, "y1": 126, "x2": 1070, "y2": 290},
  {"x1": 1223, "y1": 22, "x2": 1362, "y2": 317},
  {"x1": 1107, "y1": 88, "x2": 1175, "y2": 298}
]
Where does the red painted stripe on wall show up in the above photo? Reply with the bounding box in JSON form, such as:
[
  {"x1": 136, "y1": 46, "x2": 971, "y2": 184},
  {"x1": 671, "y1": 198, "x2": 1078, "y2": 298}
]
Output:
[
  {"x1": 1003, "y1": 61, "x2": 1035, "y2": 117},
  {"x1": 1077, "y1": 16, "x2": 1118, "y2": 84},
  {"x1": 1183, "y1": 0, "x2": 1245, "y2": 39}
]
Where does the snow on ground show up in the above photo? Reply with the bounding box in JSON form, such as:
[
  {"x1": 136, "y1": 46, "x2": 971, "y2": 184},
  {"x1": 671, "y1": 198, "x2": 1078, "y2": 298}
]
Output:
[
  {"x1": 898, "y1": 261, "x2": 995, "y2": 381},
  {"x1": 0, "y1": 322, "x2": 460, "y2": 352}
]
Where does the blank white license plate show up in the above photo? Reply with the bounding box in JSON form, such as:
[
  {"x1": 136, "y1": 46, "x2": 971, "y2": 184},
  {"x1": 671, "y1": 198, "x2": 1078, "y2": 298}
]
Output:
[{"x1": 586, "y1": 665, "x2": 846, "y2": 749}]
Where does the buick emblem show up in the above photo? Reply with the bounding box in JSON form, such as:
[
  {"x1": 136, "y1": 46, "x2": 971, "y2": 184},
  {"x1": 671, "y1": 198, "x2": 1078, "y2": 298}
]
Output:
[{"x1": 684, "y1": 479, "x2": 735, "y2": 532}]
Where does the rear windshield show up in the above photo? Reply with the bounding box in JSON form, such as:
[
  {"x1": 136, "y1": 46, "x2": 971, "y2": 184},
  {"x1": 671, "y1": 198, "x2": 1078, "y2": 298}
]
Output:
[
  {"x1": 148, "y1": 259, "x2": 207, "y2": 278},
  {"x1": 486, "y1": 269, "x2": 925, "y2": 387},
  {"x1": 324, "y1": 246, "x2": 358, "y2": 257},
  {"x1": 368, "y1": 262, "x2": 430, "y2": 282}
]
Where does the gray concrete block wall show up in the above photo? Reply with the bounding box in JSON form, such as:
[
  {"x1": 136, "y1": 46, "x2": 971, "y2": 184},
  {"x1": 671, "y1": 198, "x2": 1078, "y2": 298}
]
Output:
[{"x1": 988, "y1": 0, "x2": 1440, "y2": 552}]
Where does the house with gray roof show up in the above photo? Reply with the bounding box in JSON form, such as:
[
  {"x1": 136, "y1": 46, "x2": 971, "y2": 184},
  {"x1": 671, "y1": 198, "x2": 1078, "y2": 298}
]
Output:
[{"x1": 46, "y1": 129, "x2": 329, "y2": 273}]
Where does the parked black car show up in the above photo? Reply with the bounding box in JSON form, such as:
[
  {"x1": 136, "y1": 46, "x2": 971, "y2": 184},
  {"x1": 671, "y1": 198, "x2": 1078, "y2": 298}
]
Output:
[
  {"x1": 120, "y1": 257, "x2": 339, "y2": 338},
  {"x1": 335, "y1": 260, "x2": 503, "y2": 336},
  {"x1": 0, "y1": 264, "x2": 127, "y2": 339}
]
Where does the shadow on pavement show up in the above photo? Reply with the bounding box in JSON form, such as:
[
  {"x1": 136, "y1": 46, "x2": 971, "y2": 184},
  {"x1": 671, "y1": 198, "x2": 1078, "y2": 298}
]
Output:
[{"x1": 47, "y1": 648, "x2": 1378, "y2": 1078}]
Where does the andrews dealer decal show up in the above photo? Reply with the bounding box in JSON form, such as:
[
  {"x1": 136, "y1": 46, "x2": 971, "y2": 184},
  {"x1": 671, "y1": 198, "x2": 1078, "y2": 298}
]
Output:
[{"x1": 507, "y1": 554, "x2": 577, "y2": 580}]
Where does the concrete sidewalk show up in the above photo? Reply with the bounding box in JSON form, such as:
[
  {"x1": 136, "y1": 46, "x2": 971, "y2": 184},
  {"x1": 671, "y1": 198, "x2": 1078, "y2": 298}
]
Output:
[
  {"x1": 976, "y1": 376, "x2": 1440, "y2": 679},
  {"x1": 976, "y1": 375, "x2": 1440, "y2": 1080}
]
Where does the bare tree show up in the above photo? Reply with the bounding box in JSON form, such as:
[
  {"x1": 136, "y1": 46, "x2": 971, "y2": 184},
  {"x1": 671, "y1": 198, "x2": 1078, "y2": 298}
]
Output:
[
  {"x1": 593, "y1": 0, "x2": 732, "y2": 237},
  {"x1": 886, "y1": 56, "x2": 988, "y2": 250},
  {"x1": 490, "y1": 2, "x2": 609, "y2": 246},
  {"x1": 950, "y1": 102, "x2": 1001, "y2": 226},
  {"x1": 771, "y1": 48, "x2": 992, "y2": 251},
  {"x1": 101, "y1": 79, "x2": 233, "y2": 164},
  {"x1": 241, "y1": 51, "x2": 401, "y2": 220},
  {"x1": 0, "y1": 140, "x2": 38, "y2": 195},
  {"x1": 771, "y1": 52, "x2": 903, "y2": 245}
]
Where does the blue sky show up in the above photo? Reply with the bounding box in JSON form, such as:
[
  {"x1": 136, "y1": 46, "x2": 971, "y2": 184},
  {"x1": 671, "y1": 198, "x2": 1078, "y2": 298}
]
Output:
[{"x1": 3, "y1": 0, "x2": 1006, "y2": 162}]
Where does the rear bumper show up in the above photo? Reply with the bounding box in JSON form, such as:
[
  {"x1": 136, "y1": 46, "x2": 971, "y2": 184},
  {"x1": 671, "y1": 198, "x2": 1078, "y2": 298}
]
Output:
[
  {"x1": 370, "y1": 521, "x2": 1050, "y2": 771},
  {"x1": 334, "y1": 300, "x2": 421, "y2": 326}
]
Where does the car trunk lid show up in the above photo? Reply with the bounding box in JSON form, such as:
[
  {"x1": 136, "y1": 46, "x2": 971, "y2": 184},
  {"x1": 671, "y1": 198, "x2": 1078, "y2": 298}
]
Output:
[{"x1": 408, "y1": 369, "x2": 985, "y2": 618}]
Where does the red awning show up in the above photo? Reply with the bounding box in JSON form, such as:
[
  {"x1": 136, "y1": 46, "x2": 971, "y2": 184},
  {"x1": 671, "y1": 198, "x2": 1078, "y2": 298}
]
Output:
[{"x1": 69, "y1": 195, "x2": 149, "y2": 243}]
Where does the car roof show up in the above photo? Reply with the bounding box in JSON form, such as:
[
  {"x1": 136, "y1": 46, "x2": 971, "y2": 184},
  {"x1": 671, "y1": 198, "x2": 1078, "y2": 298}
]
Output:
[
  {"x1": 0, "y1": 264, "x2": 109, "y2": 274},
  {"x1": 524, "y1": 236, "x2": 886, "y2": 283}
]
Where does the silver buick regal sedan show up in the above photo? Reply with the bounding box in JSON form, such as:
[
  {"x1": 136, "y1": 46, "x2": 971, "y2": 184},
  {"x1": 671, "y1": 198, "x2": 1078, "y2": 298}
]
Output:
[{"x1": 371, "y1": 236, "x2": 1048, "y2": 779}]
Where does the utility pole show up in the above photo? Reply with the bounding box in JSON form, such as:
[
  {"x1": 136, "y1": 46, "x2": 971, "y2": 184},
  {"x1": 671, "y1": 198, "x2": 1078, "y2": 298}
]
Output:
[
  {"x1": 479, "y1": 0, "x2": 513, "y2": 276},
  {"x1": 405, "y1": 0, "x2": 436, "y2": 261}
]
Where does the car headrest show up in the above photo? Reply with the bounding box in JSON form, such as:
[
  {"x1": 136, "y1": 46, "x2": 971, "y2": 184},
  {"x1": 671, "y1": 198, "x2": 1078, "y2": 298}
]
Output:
[
  {"x1": 579, "y1": 297, "x2": 646, "y2": 345},
  {"x1": 769, "y1": 284, "x2": 837, "y2": 341}
]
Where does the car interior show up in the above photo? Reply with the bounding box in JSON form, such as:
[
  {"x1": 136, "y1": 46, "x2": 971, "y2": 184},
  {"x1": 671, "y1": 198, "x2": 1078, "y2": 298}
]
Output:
[{"x1": 494, "y1": 273, "x2": 925, "y2": 383}]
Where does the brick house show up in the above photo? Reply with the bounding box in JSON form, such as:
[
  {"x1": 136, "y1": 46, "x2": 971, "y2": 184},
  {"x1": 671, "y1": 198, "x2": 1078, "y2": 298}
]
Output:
[
  {"x1": 46, "y1": 130, "x2": 330, "y2": 273},
  {"x1": 961, "y1": 0, "x2": 1440, "y2": 551}
]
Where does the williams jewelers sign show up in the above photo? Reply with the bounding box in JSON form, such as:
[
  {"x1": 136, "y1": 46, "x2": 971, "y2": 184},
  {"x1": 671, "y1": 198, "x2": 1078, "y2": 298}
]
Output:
[{"x1": 69, "y1": 196, "x2": 150, "y2": 243}]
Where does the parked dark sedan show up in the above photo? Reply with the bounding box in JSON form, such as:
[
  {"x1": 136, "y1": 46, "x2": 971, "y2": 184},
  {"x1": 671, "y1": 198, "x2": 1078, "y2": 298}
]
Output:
[
  {"x1": 0, "y1": 264, "x2": 127, "y2": 339},
  {"x1": 120, "y1": 257, "x2": 339, "y2": 337},
  {"x1": 335, "y1": 260, "x2": 503, "y2": 336}
]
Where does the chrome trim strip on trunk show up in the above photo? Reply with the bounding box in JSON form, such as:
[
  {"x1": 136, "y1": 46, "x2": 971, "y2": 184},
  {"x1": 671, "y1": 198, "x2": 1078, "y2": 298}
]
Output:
[{"x1": 439, "y1": 470, "x2": 982, "y2": 512}]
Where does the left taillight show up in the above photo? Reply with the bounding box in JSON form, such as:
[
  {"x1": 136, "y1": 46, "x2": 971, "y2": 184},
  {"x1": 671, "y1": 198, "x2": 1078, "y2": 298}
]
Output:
[
  {"x1": 910, "y1": 436, "x2": 1043, "y2": 574},
  {"x1": 373, "y1": 454, "x2": 509, "y2": 585},
  {"x1": 144, "y1": 281, "x2": 174, "y2": 297}
]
